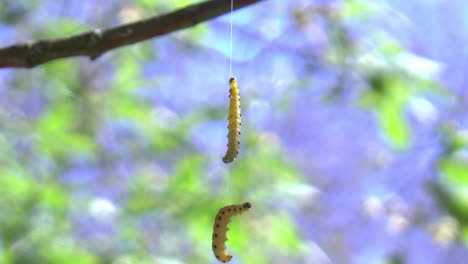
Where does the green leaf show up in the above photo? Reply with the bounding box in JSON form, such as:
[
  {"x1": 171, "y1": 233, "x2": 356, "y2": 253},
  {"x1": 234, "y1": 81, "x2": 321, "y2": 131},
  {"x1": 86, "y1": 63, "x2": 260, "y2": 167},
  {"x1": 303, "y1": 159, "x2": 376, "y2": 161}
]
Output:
[
  {"x1": 430, "y1": 181, "x2": 468, "y2": 225},
  {"x1": 377, "y1": 101, "x2": 411, "y2": 149},
  {"x1": 110, "y1": 95, "x2": 148, "y2": 120},
  {"x1": 0, "y1": 170, "x2": 33, "y2": 199},
  {"x1": 0, "y1": 169, "x2": 35, "y2": 244},
  {"x1": 45, "y1": 237, "x2": 98, "y2": 264},
  {"x1": 169, "y1": 155, "x2": 205, "y2": 192},
  {"x1": 371, "y1": 75, "x2": 412, "y2": 150},
  {"x1": 37, "y1": 102, "x2": 73, "y2": 132},
  {"x1": 41, "y1": 183, "x2": 68, "y2": 213},
  {"x1": 452, "y1": 130, "x2": 468, "y2": 151},
  {"x1": 268, "y1": 214, "x2": 301, "y2": 253},
  {"x1": 137, "y1": 0, "x2": 158, "y2": 8},
  {"x1": 344, "y1": 0, "x2": 378, "y2": 18},
  {"x1": 440, "y1": 155, "x2": 468, "y2": 185},
  {"x1": 173, "y1": 0, "x2": 201, "y2": 9},
  {"x1": 40, "y1": 18, "x2": 89, "y2": 39},
  {"x1": 113, "y1": 48, "x2": 144, "y2": 92},
  {"x1": 187, "y1": 213, "x2": 212, "y2": 255},
  {"x1": 37, "y1": 102, "x2": 96, "y2": 157},
  {"x1": 126, "y1": 178, "x2": 159, "y2": 213},
  {"x1": 44, "y1": 59, "x2": 80, "y2": 92},
  {"x1": 462, "y1": 226, "x2": 468, "y2": 245}
]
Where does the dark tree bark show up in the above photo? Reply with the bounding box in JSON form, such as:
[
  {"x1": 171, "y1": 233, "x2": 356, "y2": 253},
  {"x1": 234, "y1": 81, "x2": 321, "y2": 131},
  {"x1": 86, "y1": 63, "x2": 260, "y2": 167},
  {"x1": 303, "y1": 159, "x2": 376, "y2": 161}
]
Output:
[{"x1": 0, "y1": 0, "x2": 262, "y2": 69}]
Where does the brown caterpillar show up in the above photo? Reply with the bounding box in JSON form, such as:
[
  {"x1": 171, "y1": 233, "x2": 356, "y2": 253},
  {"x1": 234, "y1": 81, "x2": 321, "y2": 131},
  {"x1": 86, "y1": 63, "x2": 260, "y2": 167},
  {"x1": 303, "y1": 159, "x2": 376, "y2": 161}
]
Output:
[
  {"x1": 212, "y1": 202, "x2": 251, "y2": 263},
  {"x1": 222, "y1": 77, "x2": 241, "y2": 164}
]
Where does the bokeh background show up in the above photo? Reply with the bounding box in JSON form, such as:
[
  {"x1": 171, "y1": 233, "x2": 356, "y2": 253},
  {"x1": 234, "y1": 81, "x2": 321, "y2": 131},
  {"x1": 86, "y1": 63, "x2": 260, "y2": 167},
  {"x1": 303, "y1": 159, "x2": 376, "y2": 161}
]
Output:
[{"x1": 1, "y1": 0, "x2": 468, "y2": 263}]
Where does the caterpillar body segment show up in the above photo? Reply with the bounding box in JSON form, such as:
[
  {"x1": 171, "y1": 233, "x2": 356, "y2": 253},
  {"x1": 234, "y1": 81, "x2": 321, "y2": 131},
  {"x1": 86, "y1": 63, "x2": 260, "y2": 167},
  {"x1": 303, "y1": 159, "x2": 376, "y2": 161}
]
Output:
[
  {"x1": 222, "y1": 77, "x2": 241, "y2": 164},
  {"x1": 212, "y1": 202, "x2": 251, "y2": 263}
]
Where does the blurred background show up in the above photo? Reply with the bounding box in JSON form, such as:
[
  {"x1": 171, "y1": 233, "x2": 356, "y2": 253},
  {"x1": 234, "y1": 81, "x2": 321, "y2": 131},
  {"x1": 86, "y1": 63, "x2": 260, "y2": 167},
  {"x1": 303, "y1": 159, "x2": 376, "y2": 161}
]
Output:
[{"x1": 1, "y1": 0, "x2": 468, "y2": 263}]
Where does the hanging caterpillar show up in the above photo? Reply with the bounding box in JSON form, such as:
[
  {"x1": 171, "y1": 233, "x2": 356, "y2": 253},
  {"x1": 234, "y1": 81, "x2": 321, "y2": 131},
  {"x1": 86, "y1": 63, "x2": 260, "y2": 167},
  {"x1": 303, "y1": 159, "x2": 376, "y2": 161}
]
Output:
[
  {"x1": 222, "y1": 77, "x2": 241, "y2": 164},
  {"x1": 212, "y1": 202, "x2": 251, "y2": 263}
]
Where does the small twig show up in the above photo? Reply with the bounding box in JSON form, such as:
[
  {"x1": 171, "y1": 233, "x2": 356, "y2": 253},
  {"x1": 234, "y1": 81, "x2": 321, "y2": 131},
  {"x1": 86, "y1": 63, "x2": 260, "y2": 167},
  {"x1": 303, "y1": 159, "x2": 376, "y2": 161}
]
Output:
[{"x1": 0, "y1": 0, "x2": 262, "y2": 69}]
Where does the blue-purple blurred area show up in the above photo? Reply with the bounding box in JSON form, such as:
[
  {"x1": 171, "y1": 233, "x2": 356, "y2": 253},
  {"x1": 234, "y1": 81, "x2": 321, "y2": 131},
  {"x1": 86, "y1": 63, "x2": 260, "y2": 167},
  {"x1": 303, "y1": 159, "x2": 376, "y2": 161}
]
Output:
[{"x1": 1, "y1": 0, "x2": 468, "y2": 263}]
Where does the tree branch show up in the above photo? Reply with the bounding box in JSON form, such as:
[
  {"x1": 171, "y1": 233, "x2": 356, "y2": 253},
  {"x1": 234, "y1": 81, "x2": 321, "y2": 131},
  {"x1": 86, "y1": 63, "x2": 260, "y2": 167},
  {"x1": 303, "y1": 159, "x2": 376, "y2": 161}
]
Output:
[{"x1": 0, "y1": 0, "x2": 262, "y2": 69}]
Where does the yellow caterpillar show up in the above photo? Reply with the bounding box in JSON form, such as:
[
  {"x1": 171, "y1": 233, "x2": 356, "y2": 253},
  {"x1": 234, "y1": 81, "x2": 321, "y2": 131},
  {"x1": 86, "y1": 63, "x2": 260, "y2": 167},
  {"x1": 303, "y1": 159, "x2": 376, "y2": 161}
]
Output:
[
  {"x1": 222, "y1": 77, "x2": 241, "y2": 163},
  {"x1": 212, "y1": 202, "x2": 251, "y2": 263}
]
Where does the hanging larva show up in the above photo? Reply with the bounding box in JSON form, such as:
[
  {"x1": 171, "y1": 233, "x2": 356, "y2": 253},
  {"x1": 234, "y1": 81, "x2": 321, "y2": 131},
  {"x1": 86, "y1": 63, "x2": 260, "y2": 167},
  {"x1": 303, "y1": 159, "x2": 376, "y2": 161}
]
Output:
[
  {"x1": 222, "y1": 77, "x2": 241, "y2": 164},
  {"x1": 212, "y1": 202, "x2": 251, "y2": 263}
]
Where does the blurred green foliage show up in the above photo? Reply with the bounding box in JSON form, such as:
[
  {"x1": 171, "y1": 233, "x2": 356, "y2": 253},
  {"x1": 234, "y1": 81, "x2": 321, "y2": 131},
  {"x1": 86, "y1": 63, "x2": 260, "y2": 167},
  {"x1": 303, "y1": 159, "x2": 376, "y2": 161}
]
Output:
[
  {"x1": 1, "y1": 0, "x2": 468, "y2": 263},
  {"x1": 1, "y1": 1, "x2": 307, "y2": 262}
]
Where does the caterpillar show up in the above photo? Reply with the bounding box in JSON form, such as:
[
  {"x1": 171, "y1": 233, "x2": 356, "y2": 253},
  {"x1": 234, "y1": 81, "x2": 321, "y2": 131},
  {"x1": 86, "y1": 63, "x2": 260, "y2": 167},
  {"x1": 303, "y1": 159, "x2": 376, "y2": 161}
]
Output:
[
  {"x1": 222, "y1": 77, "x2": 241, "y2": 164},
  {"x1": 212, "y1": 202, "x2": 251, "y2": 263}
]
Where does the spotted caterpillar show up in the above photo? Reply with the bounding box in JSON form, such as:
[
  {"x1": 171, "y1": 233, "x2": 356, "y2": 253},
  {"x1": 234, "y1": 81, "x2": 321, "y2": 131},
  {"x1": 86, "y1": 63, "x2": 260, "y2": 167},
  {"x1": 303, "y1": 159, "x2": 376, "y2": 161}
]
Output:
[
  {"x1": 212, "y1": 202, "x2": 251, "y2": 263},
  {"x1": 222, "y1": 77, "x2": 241, "y2": 164}
]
